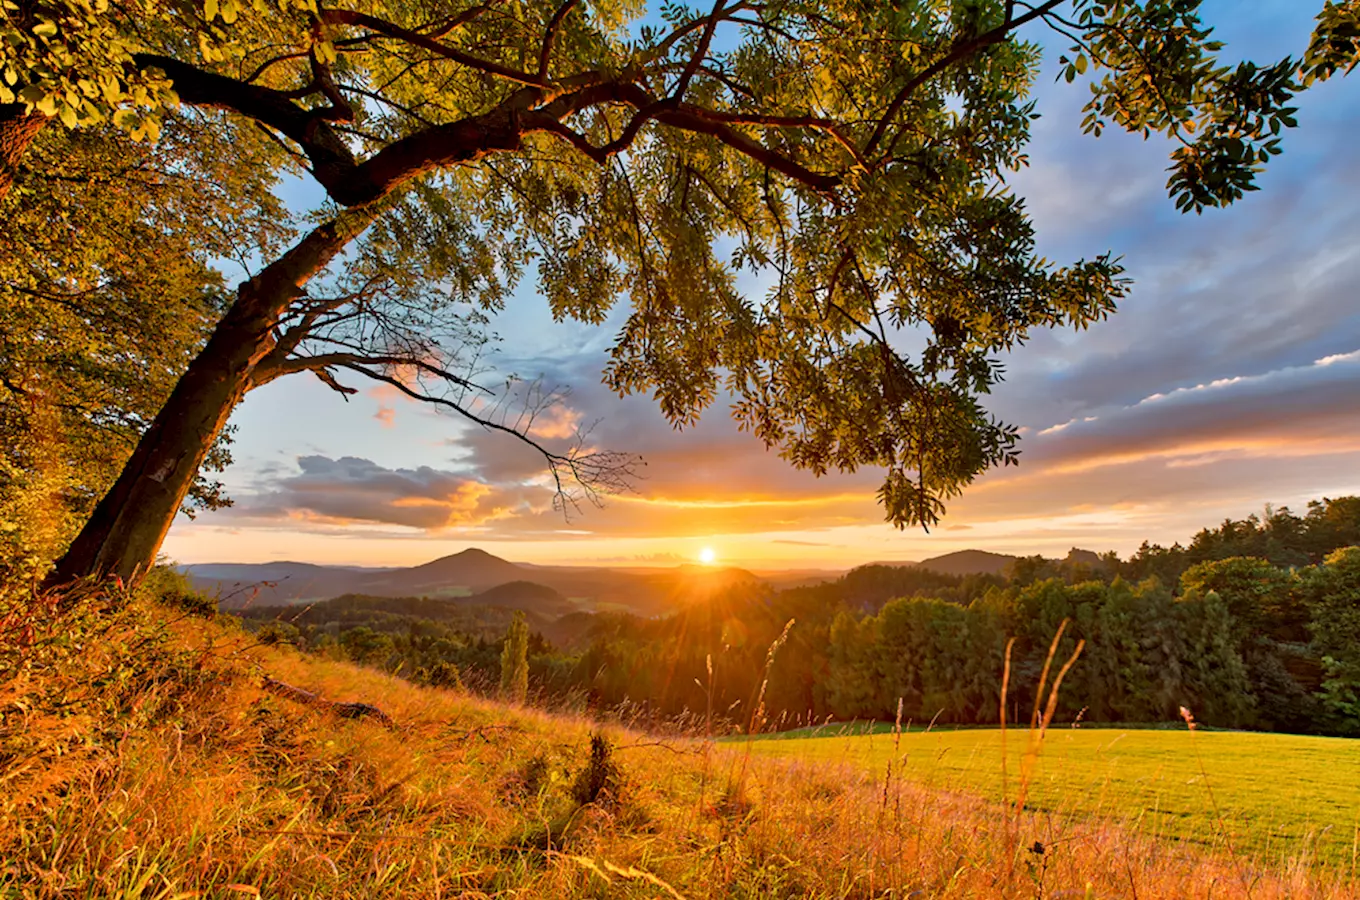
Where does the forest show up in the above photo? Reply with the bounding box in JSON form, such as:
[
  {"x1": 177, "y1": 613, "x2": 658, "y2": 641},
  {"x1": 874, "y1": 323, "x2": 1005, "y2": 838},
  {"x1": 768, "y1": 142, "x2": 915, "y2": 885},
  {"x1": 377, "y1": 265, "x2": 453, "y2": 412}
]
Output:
[{"x1": 237, "y1": 495, "x2": 1360, "y2": 737}]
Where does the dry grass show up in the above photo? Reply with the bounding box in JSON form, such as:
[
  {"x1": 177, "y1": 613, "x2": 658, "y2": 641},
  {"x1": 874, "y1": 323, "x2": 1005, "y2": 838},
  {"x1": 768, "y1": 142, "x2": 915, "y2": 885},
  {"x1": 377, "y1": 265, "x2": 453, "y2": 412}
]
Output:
[{"x1": 2, "y1": 588, "x2": 1356, "y2": 899}]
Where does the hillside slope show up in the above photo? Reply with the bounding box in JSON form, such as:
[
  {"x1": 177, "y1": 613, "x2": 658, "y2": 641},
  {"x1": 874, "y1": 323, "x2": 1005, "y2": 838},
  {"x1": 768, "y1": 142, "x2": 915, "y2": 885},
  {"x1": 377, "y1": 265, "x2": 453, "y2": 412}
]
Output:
[{"x1": 3, "y1": 585, "x2": 1352, "y2": 898}]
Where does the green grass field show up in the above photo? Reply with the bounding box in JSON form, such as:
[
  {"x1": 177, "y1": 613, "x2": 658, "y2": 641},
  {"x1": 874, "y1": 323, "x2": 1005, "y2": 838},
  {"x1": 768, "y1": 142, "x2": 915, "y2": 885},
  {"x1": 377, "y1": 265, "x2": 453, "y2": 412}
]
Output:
[{"x1": 745, "y1": 725, "x2": 1360, "y2": 869}]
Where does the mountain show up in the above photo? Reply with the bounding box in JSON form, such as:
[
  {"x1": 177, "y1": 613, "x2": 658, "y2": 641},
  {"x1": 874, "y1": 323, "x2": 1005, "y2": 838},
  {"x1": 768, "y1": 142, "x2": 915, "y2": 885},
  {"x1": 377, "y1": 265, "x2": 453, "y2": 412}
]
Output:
[
  {"x1": 183, "y1": 549, "x2": 756, "y2": 617},
  {"x1": 180, "y1": 561, "x2": 375, "y2": 606},
  {"x1": 187, "y1": 546, "x2": 1027, "y2": 617},
  {"x1": 1064, "y1": 547, "x2": 1109, "y2": 569},
  {"x1": 865, "y1": 549, "x2": 1018, "y2": 577},
  {"x1": 371, "y1": 548, "x2": 528, "y2": 596},
  {"x1": 916, "y1": 549, "x2": 1017, "y2": 576}
]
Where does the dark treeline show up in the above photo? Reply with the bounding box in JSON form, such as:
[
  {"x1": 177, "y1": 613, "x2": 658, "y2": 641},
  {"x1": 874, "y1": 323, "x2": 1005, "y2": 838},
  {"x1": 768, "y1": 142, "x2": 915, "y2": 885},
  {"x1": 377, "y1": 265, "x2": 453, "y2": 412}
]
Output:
[{"x1": 236, "y1": 497, "x2": 1360, "y2": 736}]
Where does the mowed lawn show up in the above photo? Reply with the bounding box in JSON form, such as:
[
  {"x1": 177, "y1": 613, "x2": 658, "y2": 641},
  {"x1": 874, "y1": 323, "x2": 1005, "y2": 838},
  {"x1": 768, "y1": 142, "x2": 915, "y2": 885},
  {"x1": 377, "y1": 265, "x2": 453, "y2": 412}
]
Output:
[{"x1": 745, "y1": 726, "x2": 1360, "y2": 869}]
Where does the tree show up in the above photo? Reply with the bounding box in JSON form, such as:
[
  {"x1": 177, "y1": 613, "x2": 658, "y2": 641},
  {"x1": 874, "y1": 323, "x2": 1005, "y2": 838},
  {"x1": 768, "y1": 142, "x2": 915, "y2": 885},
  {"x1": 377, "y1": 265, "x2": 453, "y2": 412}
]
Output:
[
  {"x1": 1180, "y1": 557, "x2": 1295, "y2": 640},
  {"x1": 499, "y1": 611, "x2": 530, "y2": 705},
  {"x1": 1298, "y1": 547, "x2": 1360, "y2": 729},
  {"x1": 1304, "y1": 496, "x2": 1360, "y2": 558},
  {"x1": 0, "y1": 110, "x2": 283, "y2": 579},
  {"x1": 1176, "y1": 589, "x2": 1254, "y2": 727},
  {"x1": 5, "y1": 1, "x2": 1341, "y2": 587},
  {"x1": 0, "y1": 0, "x2": 186, "y2": 198}
]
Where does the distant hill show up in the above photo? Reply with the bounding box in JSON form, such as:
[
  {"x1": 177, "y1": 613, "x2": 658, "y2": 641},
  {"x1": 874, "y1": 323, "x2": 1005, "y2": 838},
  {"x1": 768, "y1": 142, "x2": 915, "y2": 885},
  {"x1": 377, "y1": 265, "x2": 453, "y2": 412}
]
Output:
[
  {"x1": 916, "y1": 549, "x2": 1018, "y2": 576},
  {"x1": 866, "y1": 549, "x2": 1018, "y2": 577},
  {"x1": 234, "y1": 593, "x2": 554, "y2": 641},
  {"x1": 181, "y1": 561, "x2": 381, "y2": 606},
  {"x1": 187, "y1": 546, "x2": 1068, "y2": 617},
  {"x1": 373, "y1": 548, "x2": 528, "y2": 596},
  {"x1": 1064, "y1": 548, "x2": 1108, "y2": 569},
  {"x1": 184, "y1": 549, "x2": 763, "y2": 617},
  {"x1": 466, "y1": 580, "x2": 573, "y2": 617}
]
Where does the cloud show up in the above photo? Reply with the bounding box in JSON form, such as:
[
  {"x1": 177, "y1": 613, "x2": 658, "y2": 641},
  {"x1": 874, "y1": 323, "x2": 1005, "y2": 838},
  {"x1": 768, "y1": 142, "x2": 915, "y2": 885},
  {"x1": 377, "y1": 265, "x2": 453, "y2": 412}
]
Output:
[
  {"x1": 527, "y1": 403, "x2": 583, "y2": 440},
  {"x1": 224, "y1": 455, "x2": 555, "y2": 531},
  {"x1": 1027, "y1": 350, "x2": 1360, "y2": 474}
]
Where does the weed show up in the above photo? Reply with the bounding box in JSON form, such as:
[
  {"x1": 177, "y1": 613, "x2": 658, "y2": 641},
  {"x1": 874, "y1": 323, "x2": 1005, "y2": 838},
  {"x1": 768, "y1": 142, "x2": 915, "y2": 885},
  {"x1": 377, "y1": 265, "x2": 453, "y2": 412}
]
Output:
[{"x1": 570, "y1": 732, "x2": 621, "y2": 807}]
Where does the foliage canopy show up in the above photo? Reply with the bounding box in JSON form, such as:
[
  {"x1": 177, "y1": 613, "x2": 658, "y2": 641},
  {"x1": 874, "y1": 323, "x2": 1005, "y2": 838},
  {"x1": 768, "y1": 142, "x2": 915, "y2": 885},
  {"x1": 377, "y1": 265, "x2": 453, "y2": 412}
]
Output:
[{"x1": 0, "y1": 1, "x2": 1353, "y2": 582}]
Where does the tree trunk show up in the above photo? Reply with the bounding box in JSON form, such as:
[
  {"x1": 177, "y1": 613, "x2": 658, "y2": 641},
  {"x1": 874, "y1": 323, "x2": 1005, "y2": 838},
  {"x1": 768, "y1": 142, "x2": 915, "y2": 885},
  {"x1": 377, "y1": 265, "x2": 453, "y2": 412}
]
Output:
[
  {"x1": 0, "y1": 103, "x2": 47, "y2": 201},
  {"x1": 47, "y1": 209, "x2": 378, "y2": 587},
  {"x1": 49, "y1": 296, "x2": 272, "y2": 584}
]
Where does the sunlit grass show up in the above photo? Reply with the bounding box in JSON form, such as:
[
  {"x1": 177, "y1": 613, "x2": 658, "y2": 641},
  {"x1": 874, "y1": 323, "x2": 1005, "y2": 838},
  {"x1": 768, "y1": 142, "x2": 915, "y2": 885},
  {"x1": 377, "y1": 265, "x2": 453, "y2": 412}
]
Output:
[
  {"x1": 3, "y1": 587, "x2": 1357, "y2": 898},
  {"x1": 746, "y1": 724, "x2": 1360, "y2": 870}
]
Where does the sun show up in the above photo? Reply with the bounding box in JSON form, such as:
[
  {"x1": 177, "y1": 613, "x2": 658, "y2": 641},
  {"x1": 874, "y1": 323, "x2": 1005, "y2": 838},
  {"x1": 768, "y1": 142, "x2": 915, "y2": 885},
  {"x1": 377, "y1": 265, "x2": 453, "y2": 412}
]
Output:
[{"x1": 698, "y1": 546, "x2": 717, "y2": 565}]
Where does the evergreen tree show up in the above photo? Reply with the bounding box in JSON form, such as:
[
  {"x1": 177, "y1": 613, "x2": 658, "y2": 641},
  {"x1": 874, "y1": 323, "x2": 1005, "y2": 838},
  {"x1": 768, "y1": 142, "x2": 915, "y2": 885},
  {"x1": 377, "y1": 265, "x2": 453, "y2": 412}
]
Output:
[
  {"x1": 1299, "y1": 547, "x2": 1360, "y2": 731},
  {"x1": 499, "y1": 611, "x2": 530, "y2": 706}
]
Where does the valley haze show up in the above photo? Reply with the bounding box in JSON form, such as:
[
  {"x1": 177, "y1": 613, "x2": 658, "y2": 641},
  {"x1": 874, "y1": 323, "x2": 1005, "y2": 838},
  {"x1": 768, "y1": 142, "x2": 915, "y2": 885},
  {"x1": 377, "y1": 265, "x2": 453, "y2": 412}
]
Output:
[{"x1": 182, "y1": 546, "x2": 1021, "y2": 614}]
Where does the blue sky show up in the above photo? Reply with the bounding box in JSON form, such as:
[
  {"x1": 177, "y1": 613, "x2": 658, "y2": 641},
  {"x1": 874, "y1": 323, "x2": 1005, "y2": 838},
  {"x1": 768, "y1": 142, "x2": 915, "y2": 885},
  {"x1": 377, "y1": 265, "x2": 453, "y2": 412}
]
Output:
[{"x1": 162, "y1": 2, "x2": 1360, "y2": 569}]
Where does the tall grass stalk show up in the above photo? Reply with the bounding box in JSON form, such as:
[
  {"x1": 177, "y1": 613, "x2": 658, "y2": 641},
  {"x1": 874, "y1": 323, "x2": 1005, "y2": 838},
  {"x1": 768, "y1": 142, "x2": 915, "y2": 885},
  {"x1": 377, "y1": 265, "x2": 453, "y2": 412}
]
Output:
[
  {"x1": 1013, "y1": 621, "x2": 1085, "y2": 887},
  {"x1": 732, "y1": 618, "x2": 795, "y2": 801},
  {"x1": 1000, "y1": 636, "x2": 1017, "y2": 864}
]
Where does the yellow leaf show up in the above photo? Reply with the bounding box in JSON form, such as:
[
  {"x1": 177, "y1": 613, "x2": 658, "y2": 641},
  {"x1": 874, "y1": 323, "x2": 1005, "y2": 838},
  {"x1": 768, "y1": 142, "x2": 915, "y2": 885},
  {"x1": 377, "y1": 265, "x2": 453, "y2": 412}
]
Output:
[{"x1": 205, "y1": 0, "x2": 218, "y2": 21}]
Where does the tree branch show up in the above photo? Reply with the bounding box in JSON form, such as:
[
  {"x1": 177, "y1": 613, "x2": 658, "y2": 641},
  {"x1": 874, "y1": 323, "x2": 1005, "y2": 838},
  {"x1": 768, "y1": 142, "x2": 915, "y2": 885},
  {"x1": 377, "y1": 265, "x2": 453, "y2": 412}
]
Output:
[
  {"x1": 673, "y1": 0, "x2": 728, "y2": 101},
  {"x1": 250, "y1": 350, "x2": 483, "y2": 395},
  {"x1": 863, "y1": 0, "x2": 1068, "y2": 159},
  {"x1": 322, "y1": 9, "x2": 548, "y2": 88},
  {"x1": 334, "y1": 363, "x2": 640, "y2": 513},
  {"x1": 538, "y1": 0, "x2": 582, "y2": 79}
]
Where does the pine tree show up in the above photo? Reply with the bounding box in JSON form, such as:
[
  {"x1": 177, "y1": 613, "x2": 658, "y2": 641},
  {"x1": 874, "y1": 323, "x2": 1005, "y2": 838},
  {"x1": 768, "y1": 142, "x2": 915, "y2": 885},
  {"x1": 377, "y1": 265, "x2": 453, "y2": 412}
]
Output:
[{"x1": 499, "y1": 612, "x2": 529, "y2": 706}]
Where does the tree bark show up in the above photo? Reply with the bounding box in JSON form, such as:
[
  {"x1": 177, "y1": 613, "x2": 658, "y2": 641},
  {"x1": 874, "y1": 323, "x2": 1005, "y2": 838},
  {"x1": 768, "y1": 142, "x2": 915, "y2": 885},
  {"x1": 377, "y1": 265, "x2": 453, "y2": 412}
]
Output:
[
  {"x1": 47, "y1": 209, "x2": 378, "y2": 587},
  {"x1": 0, "y1": 104, "x2": 47, "y2": 202}
]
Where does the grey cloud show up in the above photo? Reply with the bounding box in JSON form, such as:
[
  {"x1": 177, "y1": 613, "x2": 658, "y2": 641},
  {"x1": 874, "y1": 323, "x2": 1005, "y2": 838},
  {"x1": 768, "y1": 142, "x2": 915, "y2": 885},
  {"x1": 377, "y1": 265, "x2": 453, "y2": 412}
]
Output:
[
  {"x1": 1024, "y1": 352, "x2": 1360, "y2": 470},
  {"x1": 992, "y1": 39, "x2": 1360, "y2": 432},
  {"x1": 226, "y1": 455, "x2": 555, "y2": 530}
]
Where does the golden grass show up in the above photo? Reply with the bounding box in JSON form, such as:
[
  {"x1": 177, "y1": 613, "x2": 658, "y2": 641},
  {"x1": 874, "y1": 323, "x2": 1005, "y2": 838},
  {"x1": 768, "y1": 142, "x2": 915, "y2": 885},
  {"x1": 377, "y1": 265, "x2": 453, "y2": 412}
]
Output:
[{"x1": 2, "y1": 591, "x2": 1357, "y2": 899}]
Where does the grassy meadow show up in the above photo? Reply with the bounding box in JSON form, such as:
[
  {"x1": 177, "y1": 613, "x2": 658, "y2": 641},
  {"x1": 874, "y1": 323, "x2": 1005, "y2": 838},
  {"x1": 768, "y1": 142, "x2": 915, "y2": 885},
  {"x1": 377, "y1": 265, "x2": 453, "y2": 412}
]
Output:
[
  {"x1": 745, "y1": 725, "x2": 1360, "y2": 870},
  {"x1": 3, "y1": 587, "x2": 1358, "y2": 898}
]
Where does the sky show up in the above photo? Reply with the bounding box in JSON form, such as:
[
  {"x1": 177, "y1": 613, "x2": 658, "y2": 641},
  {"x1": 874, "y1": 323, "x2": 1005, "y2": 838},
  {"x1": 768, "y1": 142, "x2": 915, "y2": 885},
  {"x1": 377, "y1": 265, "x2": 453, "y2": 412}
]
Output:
[{"x1": 162, "y1": 2, "x2": 1360, "y2": 570}]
